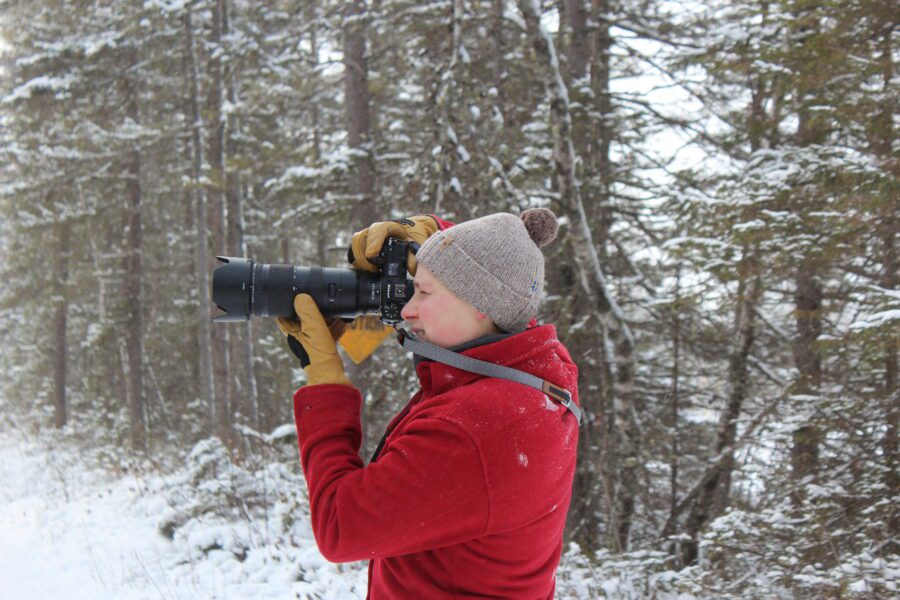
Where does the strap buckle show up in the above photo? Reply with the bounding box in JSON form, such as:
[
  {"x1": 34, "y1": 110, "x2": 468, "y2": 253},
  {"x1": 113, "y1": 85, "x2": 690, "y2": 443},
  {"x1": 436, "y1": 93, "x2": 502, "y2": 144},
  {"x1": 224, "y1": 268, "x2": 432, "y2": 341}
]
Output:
[{"x1": 542, "y1": 381, "x2": 582, "y2": 424}]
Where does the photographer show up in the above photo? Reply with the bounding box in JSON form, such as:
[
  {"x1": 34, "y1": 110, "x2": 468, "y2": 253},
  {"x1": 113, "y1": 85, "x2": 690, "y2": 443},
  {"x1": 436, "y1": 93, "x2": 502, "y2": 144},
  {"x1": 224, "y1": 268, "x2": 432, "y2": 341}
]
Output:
[{"x1": 277, "y1": 209, "x2": 580, "y2": 599}]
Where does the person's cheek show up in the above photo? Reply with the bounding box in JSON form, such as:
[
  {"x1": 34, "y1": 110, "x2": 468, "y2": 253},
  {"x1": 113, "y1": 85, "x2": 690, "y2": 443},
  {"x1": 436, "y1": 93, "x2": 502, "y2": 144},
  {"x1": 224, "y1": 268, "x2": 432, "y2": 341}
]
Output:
[
  {"x1": 420, "y1": 298, "x2": 440, "y2": 331},
  {"x1": 426, "y1": 298, "x2": 456, "y2": 343}
]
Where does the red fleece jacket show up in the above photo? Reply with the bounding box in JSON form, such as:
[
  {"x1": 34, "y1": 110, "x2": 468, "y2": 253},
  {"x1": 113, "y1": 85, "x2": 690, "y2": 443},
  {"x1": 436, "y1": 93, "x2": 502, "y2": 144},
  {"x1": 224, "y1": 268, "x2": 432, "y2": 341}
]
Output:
[{"x1": 294, "y1": 325, "x2": 580, "y2": 599}]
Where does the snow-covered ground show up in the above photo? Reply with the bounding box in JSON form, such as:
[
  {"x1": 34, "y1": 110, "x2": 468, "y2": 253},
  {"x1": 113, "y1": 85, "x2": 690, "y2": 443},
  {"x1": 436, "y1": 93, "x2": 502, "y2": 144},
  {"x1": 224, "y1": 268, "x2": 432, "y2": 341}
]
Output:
[
  {"x1": 0, "y1": 429, "x2": 169, "y2": 600},
  {"x1": 0, "y1": 429, "x2": 366, "y2": 600},
  {"x1": 0, "y1": 426, "x2": 681, "y2": 600}
]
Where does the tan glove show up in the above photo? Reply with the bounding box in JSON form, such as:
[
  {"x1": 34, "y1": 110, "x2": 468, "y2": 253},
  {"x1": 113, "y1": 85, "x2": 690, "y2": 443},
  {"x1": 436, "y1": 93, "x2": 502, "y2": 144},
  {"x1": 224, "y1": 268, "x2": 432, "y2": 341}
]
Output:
[
  {"x1": 276, "y1": 294, "x2": 351, "y2": 387},
  {"x1": 348, "y1": 215, "x2": 439, "y2": 275}
]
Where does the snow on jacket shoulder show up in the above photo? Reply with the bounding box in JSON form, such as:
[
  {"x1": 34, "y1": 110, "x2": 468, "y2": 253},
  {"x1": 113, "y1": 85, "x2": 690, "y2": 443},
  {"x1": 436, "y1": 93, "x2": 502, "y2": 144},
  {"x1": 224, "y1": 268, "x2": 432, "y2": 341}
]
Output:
[{"x1": 294, "y1": 324, "x2": 580, "y2": 600}]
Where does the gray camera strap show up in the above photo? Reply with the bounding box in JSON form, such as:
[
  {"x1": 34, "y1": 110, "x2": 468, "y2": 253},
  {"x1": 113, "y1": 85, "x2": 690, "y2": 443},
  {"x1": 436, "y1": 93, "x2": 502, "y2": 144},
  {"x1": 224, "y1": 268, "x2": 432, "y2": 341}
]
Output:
[{"x1": 396, "y1": 328, "x2": 581, "y2": 425}]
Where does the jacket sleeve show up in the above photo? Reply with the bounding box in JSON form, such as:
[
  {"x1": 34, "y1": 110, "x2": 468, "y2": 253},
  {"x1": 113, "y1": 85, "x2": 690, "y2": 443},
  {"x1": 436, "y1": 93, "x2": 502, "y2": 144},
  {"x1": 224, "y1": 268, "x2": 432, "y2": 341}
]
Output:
[{"x1": 294, "y1": 384, "x2": 489, "y2": 563}]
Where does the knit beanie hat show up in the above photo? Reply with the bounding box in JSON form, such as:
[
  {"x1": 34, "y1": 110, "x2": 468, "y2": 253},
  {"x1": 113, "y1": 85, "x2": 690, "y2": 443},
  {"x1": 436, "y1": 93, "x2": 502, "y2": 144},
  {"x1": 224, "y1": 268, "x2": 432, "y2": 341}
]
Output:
[{"x1": 416, "y1": 208, "x2": 559, "y2": 333}]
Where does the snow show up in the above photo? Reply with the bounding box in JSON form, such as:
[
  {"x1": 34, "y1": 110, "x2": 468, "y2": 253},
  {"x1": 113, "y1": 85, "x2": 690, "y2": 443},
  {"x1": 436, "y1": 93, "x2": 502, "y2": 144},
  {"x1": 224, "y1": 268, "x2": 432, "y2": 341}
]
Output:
[
  {"x1": 1, "y1": 425, "x2": 667, "y2": 598},
  {"x1": 82, "y1": 31, "x2": 121, "y2": 57},
  {"x1": 502, "y1": 6, "x2": 527, "y2": 31},
  {"x1": 662, "y1": 236, "x2": 733, "y2": 250},
  {"x1": 0, "y1": 432, "x2": 175, "y2": 600},
  {"x1": 458, "y1": 44, "x2": 471, "y2": 65},
  {"x1": 3, "y1": 74, "x2": 75, "y2": 104},
  {"x1": 849, "y1": 309, "x2": 900, "y2": 331},
  {"x1": 544, "y1": 394, "x2": 560, "y2": 412},
  {"x1": 0, "y1": 430, "x2": 366, "y2": 599},
  {"x1": 265, "y1": 151, "x2": 351, "y2": 192},
  {"x1": 731, "y1": 219, "x2": 765, "y2": 232},
  {"x1": 142, "y1": 0, "x2": 189, "y2": 14},
  {"x1": 517, "y1": 452, "x2": 529, "y2": 467}
]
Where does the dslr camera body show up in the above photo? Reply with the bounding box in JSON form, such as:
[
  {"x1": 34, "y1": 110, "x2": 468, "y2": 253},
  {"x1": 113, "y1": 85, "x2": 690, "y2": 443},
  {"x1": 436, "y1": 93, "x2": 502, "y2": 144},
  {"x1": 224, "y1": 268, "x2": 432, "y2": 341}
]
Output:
[{"x1": 213, "y1": 237, "x2": 413, "y2": 325}]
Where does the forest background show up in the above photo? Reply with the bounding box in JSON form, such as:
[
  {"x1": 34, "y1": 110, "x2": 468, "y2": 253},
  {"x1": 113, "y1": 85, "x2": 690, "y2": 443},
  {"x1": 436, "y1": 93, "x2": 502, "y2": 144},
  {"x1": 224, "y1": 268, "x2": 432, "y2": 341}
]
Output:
[{"x1": 0, "y1": 0, "x2": 896, "y2": 598}]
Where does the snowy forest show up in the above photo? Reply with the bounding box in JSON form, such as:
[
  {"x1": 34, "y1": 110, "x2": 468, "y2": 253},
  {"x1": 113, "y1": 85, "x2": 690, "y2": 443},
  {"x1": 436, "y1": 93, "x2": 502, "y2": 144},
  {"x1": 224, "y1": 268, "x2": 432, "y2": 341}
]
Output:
[{"x1": 0, "y1": 0, "x2": 896, "y2": 598}]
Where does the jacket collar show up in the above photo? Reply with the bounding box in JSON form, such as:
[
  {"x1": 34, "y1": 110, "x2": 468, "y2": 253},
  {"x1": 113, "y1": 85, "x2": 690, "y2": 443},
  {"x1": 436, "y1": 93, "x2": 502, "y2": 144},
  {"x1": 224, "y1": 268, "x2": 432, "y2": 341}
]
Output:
[
  {"x1": 412, "y1": 331, "x2": 515, "y2": 369},
  {"x1": 413, "y1": 324, "x2": 563, "y2": 398}
]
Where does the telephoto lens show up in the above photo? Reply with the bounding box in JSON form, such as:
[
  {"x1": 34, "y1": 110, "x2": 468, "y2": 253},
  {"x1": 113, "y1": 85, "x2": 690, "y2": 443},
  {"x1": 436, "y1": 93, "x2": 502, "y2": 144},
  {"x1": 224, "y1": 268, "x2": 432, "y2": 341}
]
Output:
[
  {"x1": 212, "y1": 257, "x2": 383, "y2": 322},
  {"x1": 212, "y1": 238, "x2": 414, "y2": 325}
]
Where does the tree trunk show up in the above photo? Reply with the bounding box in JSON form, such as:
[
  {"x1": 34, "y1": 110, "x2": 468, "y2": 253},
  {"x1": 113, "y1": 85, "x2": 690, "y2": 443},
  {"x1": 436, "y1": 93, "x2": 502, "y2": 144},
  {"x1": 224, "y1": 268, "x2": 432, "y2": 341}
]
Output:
[
  {"x1": 552, "y1": 0, "x2": 618, "y2": 554},
  {"x1": 791, "y1": 264, "x2": 822, "y2": 505},
  {"x1": 309, "y1": 0, "x2": 323, "y2": 167},
  {"x1": 789, "y1": 1, "x2": 828, "y2": 508},
  {"x1": 682, "y1": 247, "x2": 762, "y2": 565},
  {"x1": 566, "y1": 308, "x2": 613, "y2": 551},
  {"x1": 124, "y1": 74, "x2": 147, "y2": 453},
  {"x1": 565, "y1": 0, "x2": 589, "y2": 82},
  {"x1": 52, "y1": 219, "x2": 70, "y2": 429},
  {"x1": 518, "y1": 0, "x2": 639, "y2": 553},
  {"x1": 559, "y1": 0, "x2": 590, "y2": 221},
  {"x1": 875, "y1": 23, "x2": 898, "y2": 547},
  {"x1": 882, "y1": 203, "x2": 898, "y2": 548},
  {"x1": 343, "y1": 0, "x2": 377, "y2": 227},
  {"x1": 590, "y1": 3, "x2": 620, "y2": 552},
  {"x1": 430, "y1": 0, "x2": 464, "y2": 218},
  {"x1": 677, "y1": 21, "x2": 774, "y2": 558},
  {"x1": 209, "y1": 0, "x2": 231, "y2": 444},
  {"x1": 310, "y1": 0, "x2": 323, "y2": 165},
  {"x1": 185, "y1": 3, "x2": 216, "y2": 436},
  {"x1": 220, "y1": 0, "x2": 254, "y2": 429},
  {"x1": 669, "y1": 263, "x2": 682, "y2": 540},
  {"x1": 588, "y1": 0, "x2": 614, "y2": 244}
]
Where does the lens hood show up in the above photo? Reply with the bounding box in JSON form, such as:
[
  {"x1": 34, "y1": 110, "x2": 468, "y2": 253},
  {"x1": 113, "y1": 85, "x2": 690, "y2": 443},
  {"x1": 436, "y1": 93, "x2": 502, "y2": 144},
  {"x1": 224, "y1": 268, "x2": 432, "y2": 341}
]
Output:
[{"x1": 212, "y1": 256, "x2": 253, "y2": 322}]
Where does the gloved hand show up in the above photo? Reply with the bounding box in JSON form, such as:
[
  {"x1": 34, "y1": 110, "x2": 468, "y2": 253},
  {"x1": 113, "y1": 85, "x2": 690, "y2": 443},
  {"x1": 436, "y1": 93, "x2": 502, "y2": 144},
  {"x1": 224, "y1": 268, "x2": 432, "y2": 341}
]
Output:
[
  {"x1": 276, "y1": 294, "x2": 352, "y2": 387},
  {"x1": 348, "y1": 215, "x2": 440, "y2": 276}
]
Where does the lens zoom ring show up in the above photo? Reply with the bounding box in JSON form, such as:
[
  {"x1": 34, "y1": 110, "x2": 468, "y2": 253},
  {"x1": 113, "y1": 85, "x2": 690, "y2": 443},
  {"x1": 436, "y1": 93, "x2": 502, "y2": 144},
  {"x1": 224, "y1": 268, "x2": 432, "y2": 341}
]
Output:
[{"x1": 260, "y1": 264, "x2": 295, "y2": 317}]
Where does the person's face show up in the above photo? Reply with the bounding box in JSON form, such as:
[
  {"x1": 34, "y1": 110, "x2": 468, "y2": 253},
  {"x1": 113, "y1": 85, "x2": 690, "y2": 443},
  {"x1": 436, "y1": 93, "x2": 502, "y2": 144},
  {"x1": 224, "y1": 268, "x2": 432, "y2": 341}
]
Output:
[{"x1": 400, "y1": 265, "x2": 498, "y2": 348}]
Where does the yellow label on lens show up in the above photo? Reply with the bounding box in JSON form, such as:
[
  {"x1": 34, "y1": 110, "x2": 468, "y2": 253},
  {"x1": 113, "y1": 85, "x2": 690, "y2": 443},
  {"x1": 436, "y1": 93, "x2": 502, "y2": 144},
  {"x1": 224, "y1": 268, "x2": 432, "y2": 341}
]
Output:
[{"x1": 339, "y1": 315, "x2": 395, "y2": 364}]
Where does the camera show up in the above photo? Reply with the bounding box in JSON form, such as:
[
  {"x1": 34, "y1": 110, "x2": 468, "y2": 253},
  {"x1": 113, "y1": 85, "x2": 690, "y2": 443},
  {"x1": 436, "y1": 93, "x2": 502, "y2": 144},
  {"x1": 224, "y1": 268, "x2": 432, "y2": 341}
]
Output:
[{"x1": 212, "y1": 237, "x2": 414, "y2": 325}]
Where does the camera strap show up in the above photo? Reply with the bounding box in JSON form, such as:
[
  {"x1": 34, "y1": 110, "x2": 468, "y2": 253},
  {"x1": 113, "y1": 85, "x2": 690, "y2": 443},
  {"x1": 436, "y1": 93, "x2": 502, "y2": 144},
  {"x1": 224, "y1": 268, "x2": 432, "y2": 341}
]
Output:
[{"x1": 396, "y1": 328, "x2": 582, "y2": 425}]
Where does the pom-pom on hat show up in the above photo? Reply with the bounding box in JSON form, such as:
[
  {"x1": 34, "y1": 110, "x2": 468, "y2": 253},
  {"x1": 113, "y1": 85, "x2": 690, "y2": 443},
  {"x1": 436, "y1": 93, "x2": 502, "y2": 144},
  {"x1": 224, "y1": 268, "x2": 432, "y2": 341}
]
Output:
[{"x1": 416, "y1": 208, "x2": 559, "y2": 332}]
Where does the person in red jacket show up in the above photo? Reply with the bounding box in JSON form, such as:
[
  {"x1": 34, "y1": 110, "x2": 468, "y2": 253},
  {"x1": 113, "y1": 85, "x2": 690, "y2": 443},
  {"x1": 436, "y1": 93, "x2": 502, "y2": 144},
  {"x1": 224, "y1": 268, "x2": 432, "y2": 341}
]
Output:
[{"x1": 277, "y1": 209, "x2": 580, "y2": 599}]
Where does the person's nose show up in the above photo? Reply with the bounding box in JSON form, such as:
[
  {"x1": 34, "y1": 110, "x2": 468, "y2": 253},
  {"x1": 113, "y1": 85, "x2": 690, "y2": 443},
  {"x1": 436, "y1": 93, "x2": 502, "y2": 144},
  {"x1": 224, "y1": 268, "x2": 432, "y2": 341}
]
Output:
[{"x1": 401, "y1": 292, "x2": 418, "y2": 321}]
